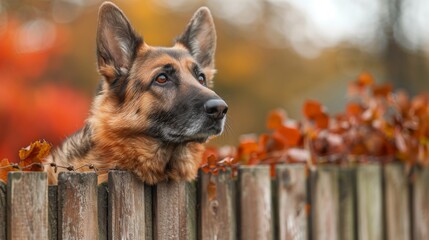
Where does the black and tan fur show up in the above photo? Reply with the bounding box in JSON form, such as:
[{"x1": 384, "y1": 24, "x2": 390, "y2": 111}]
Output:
[{"x1": 46, "y1": 2, "x2": 227, "y2": 184}]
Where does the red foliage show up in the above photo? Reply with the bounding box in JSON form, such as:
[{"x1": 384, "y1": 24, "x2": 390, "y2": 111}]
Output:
[
  {"x1": 0, "y1": 17, "x2": 90, "y2": 162},
  {"x1": 0, "y1": 140, "x2": 51, "y2": 183},
  {"x1": 303, "y1": 100, "x2": 323, "y2": 119},
  {"x1": 201, "y1": 73, "x2": 429, "y2": 178}
]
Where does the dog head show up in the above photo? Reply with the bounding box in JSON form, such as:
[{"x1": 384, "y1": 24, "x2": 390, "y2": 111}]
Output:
[{"x1": 94, "y1": 2, "x2": 227, "y2": 144}]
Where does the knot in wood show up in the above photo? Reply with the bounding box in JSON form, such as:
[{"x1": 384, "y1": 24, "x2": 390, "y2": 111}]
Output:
[{"x1": 209, "y1": 200, "x2": 219, "y2": 215}]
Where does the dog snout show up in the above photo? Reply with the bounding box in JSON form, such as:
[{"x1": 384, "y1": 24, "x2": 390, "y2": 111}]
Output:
[{"x1": 204, "y1": 99, "x2": 228, "y2": 120}]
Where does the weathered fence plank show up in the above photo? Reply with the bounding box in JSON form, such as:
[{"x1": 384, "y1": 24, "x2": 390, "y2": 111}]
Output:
[
  {"x1": 0, "y1": 182, "x2": 6, "y2": 240},
  {"x1": 199, "y1": 169, "x2": 236, "y2": 240},
  {"x1": 108, "y1": 171, "x2": 148, "y2": 240},
  {"x1": 275, "y1": 164, "x2": 307, "y2": 240},
  {"x1": 58, "y1": 172, "x2": 98, "y2": 240},
  {"x1": 338, "y1": 166, "x2": 356, "y2": 240},
  {"x1": 356, "y1": 164, "x2": 383, "y2": 240},
  {"x1": 384, "y1": 163, "x2": 411, "y2": 240},
  {"x1": 49, "y1": 185, "x2": 58, "y2": 240},
  {"x1": 7, "y1": 172, "x2": 48, "y2": 239},
  {"x1": 412, "y1": 166, "x2": 429, "y2": 240},
  {"x1": 310, "y1": 166, "x2": 339, "y2": 240},
  {"x1": 145, "y1": 184, "x2": 153, "y2": 240},
  {"x1": 98, "y1": 182, "x2": 108, "y2": 240},
  {"x1": 3, "y1": 164, "x2": 427, "y2": 239},
  {"x1": 238, "y1": 166, "x2": 273, "y2": 240},
  {"x1": 154, "y1": 181, "x2": 197, "y2": 240}
]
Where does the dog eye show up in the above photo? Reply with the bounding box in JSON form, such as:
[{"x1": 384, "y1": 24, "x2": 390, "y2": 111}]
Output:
[
  {"x1": 198, "y1": 73, "x2": 205, "y2": 85},
  {"x1": 155, "y1": 74, "x2": 168, "y2": 84}
]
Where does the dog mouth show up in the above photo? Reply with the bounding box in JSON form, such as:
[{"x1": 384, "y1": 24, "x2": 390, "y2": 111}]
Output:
[{"x1": 165, "y1": 119, "x2": 225, "y2": 143}]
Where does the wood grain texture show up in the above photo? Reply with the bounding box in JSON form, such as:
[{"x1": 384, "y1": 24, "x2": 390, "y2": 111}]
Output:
[
  {"x1": 238, "y1": 166, "x2": 273, "y2": 240},
  {"x1": 154, "y1": 181, "x2": 197, "y2": 240},
  {"x1": 98, "y1": 182, "x2": 108, "y2": 240},
  {"x1": 384, "y1": 164, "x2": 411, "y2": 240},
  {"x1": 412, "y1": 167, "x2": 429, "y2": 240},
  {"x1": 58, "y1": 172, "x2": 98, "y2": 240},
  {"x1": 356, "y1": 164, "x2": 383, "y2": 240},
  {"x1": 0, "y1": 182, "x2": 6, "y2": 240},
  {"x1": 275, "y1": 164, "x2": 307, "y2": 240},
  {"x1": 199, "y1": 170, "x2": 236, "y2": 240},
  {"x1": 310, "y1": 166, "x2": 339, "y2": 240},
  {"x1": 144, "y1": 184, "x2": 153, "y2": 240},
  {"x1": 7, "y1": 172, "x2": 48, "y2": 239},
  {"x1": 49, "y1": 185, "x2": 58, "y2": 240},
  {"x1": 338, "y1": 167, "x2": 356, "y2": 240},
  {"x1": 108, "y1": 171, "x2": 146, "y2": 240}
]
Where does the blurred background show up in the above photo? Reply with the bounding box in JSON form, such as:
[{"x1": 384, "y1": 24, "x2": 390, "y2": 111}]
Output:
[{"x1": 1, "y1": 0, "x2": 428, "y2": 161}]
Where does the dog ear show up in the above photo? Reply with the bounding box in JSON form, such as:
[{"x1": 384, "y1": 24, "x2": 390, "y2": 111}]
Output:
[
  {"x1": 176, "y1": 7, "x2": 216, "y2": 69},
  {"x1": 96, "y1": 2, "x2": 142, "y2": 82}
]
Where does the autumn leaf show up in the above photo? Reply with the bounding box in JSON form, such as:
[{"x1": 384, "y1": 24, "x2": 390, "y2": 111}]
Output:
[
  {"x1": 267, "y1": 109, "x2": 286, "y2": 130},
  {"x1": 207, "y1": 178, "x2": 217, "y2": 201},
  {"x1": 201, "y1": 165, "x2": 210, "y2": 174},
  {"x1": 303, "y1": 100, "x2": 323, "y2": 119},
  {"x1": 207, "y1": 155, "x2": 218, "y2": 169},
  {"x1": 0, "y1": 159, "x2": 16, "y2": 183},
  {"x1": 199, "y1": 72, "x2": 429, "y2": 171},
  {"x1": 356, "y1": 72, "x2": 374, "y2": 87},
  {"x1": 236, "y1": 140, "x2": 259, "y2": 164},
  {"x1": 272, "y1": 125, "x2": 301, "y2": 148},
  {"x1": 346, "y1": 102, "x2": 364, "y2": 118},
  {"x1": 18, "y1": 140, "x2": 52, "y2": 171},
  {"x1": 372, "y1": 84, "x2": 392, "y2": 98},
  {"x1": 314, "y1": 112, "x2": 330, "y2": 129},
  {"x1": 201, "y1": 147, "x2": 218, "y2": 166}
]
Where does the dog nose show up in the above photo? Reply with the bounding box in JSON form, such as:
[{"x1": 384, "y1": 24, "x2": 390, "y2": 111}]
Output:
[{"x1": 204, "y1": 99, "x2": 228, "y2": 120}]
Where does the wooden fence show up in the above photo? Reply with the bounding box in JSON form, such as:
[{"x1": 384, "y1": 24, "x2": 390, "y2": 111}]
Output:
[{"x1": 1, "y1": 163, "x2": 429, "y2": 239}]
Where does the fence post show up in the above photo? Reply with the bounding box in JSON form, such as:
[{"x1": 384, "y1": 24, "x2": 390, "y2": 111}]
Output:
[
  {"x1": 412, "y1": 166, "x2": 429, "y2": 240},
  {"x1": 0, "y1": 182, "x2": 6, "y2": 239},
  {"x1": 238, "y1": 165, "x2": 273, "y2": 240},
  {"x1": 98, "y1": 182, "x2": 108, "y2": 240},
  {"x1": 310, "y1": 165, "x2": 339, "y2": 240},
  {"x1": 58, "y1": 172, "x2": 98, "y2": 240},
  {"x1": 49, "y1": 185, "x2": 58, "y2": 240},
  {"x1": 108, "y1": 170, "x2": 149, "y2": 240},
  {"x1": 275, "y1": 164, "x2": 307, "y2": 240},
  {"x1": 338, "y1": 166, "x2": 356, "y2": 240},
  {"x1": 356, "y1": 164, "x2": 383, "y2": 240},
  {"x1": 198, "y1": 169, "x2": 236, "y2": 240},
  {"x1": 7, "y1": 172, "x2": 48, "y2": 239},
  {"x1": 384, "y1": 163, "x2": 411, "y2": 240},
  {"x1": 154, "y1": 181, "x2": 197, "y2": 240}
]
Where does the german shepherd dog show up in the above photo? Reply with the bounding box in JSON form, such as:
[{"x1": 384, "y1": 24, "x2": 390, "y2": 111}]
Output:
[{"x1": 46, "y1": 2, "x2": 227, "y2": 184}]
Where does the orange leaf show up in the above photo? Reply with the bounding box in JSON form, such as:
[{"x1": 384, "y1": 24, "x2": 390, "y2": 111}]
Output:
[
  {"x1": 266, "y1": 109, "x2": 286, "y2": 130},
  {"x1": 346, "y1": 103, "x2": 364, "y2": 117},
  {"x1": 237, "y1": 140, "x2": 259, "y2": 156},
  {"x1": 356, "y1": 72, "x2": 374, "y2": 87},
  {"x1": 0, "y1": 159, "x2": 16, "y2": 183},
  {"x1": 303, "y1": 100, "x2": 322, "y2": 119},
  {"x1": 18, "y1": 140, "x2": 52, "y2": 171},
  {"x1": 201, "y1": 147, "x2": 218, "y2": 166},
  {"x1": 372, "y1": 84, "x2": 392, "y2": 98},
  {"x1": 272, "y1": 125, "x2": 301, "y2": 147},
  {"x1": 201, "y1": 165, "x2": 210, "y2": 174},
  {"x1": 258, "y1": 134, "x2": 270, "y2": 150},
  {"x1": 314, "y1": 113, "x2": 330, "y2": 129},
  {"x1": 207, "y1": 155, "x2": 218, "y2": 168},
  {"x1": 207, "y1": 179, "x2": 217, "y2": 201}
]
